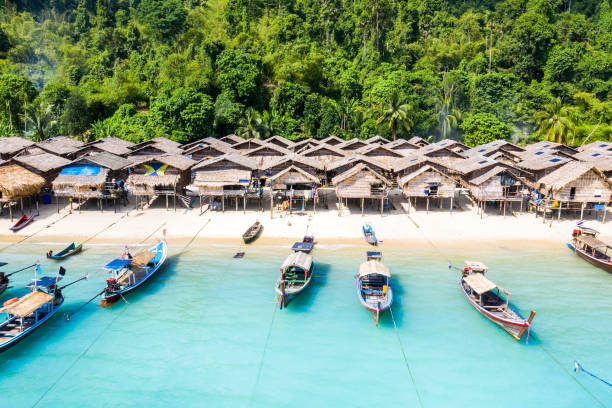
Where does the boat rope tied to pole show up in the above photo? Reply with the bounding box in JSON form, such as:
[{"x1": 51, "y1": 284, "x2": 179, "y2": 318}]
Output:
[
  {"x1": 575, "y1": 361, "x2": 612, "y2": 387},
  {"x1": 66, "y1": 289, "x2": 105, "y2": 320}
]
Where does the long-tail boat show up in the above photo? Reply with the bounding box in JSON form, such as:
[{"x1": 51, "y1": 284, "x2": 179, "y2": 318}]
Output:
[
  {"x1": 9, "y1": 214, "x2": 34, "y2": 231},
  {"x1": 0, "y1": 262, "x2": 36, "y2": 296},
  {"x1": 357, "y1": 251, "x2": 392, "y2": 326},
  {"x1": 99, "y1": 236, "x2": 168, "y2": 307},
  {"x1": 568, "y1": 226, "x2": 612, "y2": 273},
  {"x1": 242, "y1": 221, "x2": 263, "y2": 244},
  {"x1": 46, "y1": 242, "x2": 83, "y2": 260},
  {"x1": 362, "y1": 223, "x2": 377, "y2": 246},
  {"x1": 460, "y1": 261, "x2": 535, "y2": 341},
  {"x1": 0, "y1": 266, "x2": 87, "y2": 352},
  {"x1": 275, "y1": 251, "x2": 313, "y2": 309}
]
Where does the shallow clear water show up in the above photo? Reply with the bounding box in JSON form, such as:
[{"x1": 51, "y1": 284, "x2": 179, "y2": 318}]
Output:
[{"x1": 1, "y1": 241, "x2": 611, "y2": 407}]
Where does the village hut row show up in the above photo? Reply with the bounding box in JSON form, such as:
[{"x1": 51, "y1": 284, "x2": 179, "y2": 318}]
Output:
[{"x1": 0, "y1": 134, "x2": 611, "y2": 220}]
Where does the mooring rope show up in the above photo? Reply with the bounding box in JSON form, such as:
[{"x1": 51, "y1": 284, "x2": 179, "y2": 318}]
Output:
[
  {"x1": 575, "y1": 361, "x2": 612, "y2": 387},
  {"x1": 405, "y1": 212, "x2": 608, "y2": 407},
  {"x1": 0, "y1": 211, "x2": 72, "y2": 253},
  {"x1": 173, "y1": 218, "x2": 211, "y2": 257},
  {"x1": 82, "y1": 212, "x2": 130, "y2": 244},
  {"x1": 138, "y1": 222, "x2": 167, "y2": 244},
  {"x1": 31, "y1": 304, "x2": 129, "y2": 408},
  {"x1": 389, "y1": 306, "x2": 424, "y2": 408},
  {"x1": 249, "y1": 298, "x2": 279, "y2": 407}
]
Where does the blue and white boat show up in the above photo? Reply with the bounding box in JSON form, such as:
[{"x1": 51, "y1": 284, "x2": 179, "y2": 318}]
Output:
[
  {"x1": 99, "y1": 238, "x2": 168, "y2": 306},
  {"x1": 362, "y1": 223, "x2": 377, "y2": 246},
  {"x1": 357, "y1": 251, "x2": 392, "y2": 326},
  {"x1": 0, "y1": 272, "x2": 65, "y2": 352}
]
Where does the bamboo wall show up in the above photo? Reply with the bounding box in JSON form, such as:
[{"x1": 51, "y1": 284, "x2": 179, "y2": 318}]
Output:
[
  {"x1": 554, "y1": 170, "x2": 612, "y2": 202},
  {"x1": 402, "y1": 170, "x2": 456, "y2": 198},
  {"x1": 336, "y1": 171, "x2": 386, "y2": 198}
]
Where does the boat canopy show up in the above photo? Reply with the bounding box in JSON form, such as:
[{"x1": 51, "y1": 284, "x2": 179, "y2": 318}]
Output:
[
  {"x1": 359, "y1": 260, "x2": 390, "y2": 277},
  {"x1": 465, "y1": 260, "x2": 488, "y2": 272},
  {"x1": 26, "y1": 276, "x2": 62, "y2": 288},
  {"x1": 281, "y1": 251, "x2": 313, "y2": 271},
  {"x1": 366, "y1": 251, "x2": 382, "y2": 260},
  {"x1": 464, "y1": 273, "x2": 497, "y2": 295},
  {"x1": 576, "y1": 235, "x2": 609, "y2": 249},
  {"x1": 131, "y1": 251, "x2": 156, "y2": 268},
  {"x1": 0, "y1": 290, "x2": 53, "y2": 317},
  {"x1": 0, "y1": 262, "x2": 7, "y2": 267},
  {"x1": 104, "y1": 259, "x2": 132, "y2": 270}
]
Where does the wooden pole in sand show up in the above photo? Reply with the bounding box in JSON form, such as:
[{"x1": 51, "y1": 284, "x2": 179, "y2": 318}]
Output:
[
  {"x1": 173, "y1": 187, "x2": 176, "y2": 212},
  {"x1": 36, "y1": 198, "x2": 39, "y2": 216},
  {"x1": 222, "y1": 193, "x2": 225, "y2": 212},
  {"x1": 166, "y1": 194, "x2": 168, "y2": 211},
  {"x1": 580, "y1": 202, "x2": 584, "y2": 220},
  {"x1": 426, "y1": 196, "x2": 429, "y2": 214},
  {"x1": 450, "y1": 194, "x2": 453, "y2": 214},
  {"x1": 558, "y1": 202, "x2": 562, "y2": 221},
  {"x1": 337, "y1": 196, "x2": 341, "y2": 217},
  {"x1": 199, "y1": 194, "x2": 202, "y2": 215},
  {"x1": 380, "y1": 197, "x2": 383, "y2": 216},
  {"x1": 9, "y1": 202, "x2": 12, "y2": 222},
  {"x1": 603, "y1": 205, "x2": 607, "y2": 224},
  {"x1": 361, "y1": 197, "x2": 364, "y2": 216},
  {"x1": 503, "y1": 200, "x2": 506, "y2": 217},
  {"x1": 57, "y1": 195, "x2": 59, "y2": 213},
  {"x1": 20, "y1": 197, "x2": 23, "y2": 214},
  {"x1": 270, "y1": 191, "x2": 273, "y2": 219}
]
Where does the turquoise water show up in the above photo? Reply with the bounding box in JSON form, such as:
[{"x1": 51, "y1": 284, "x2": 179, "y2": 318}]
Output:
[{"x1": 1, "y1": 241, "x2": 612, "y2": 407}]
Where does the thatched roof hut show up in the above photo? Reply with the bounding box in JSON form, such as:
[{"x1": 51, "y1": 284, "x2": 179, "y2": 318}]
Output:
[
  {"x1": 399, "y1": 165, "x2": 457, "y2": 199},
  {"x1": 524, "y1": 141, "x2": 578, "y2": 156},
  {"x1": 260, "y1": 154, "x2": 324, "y2": 182},
  {"x1": 467, "y1": 166, "x2": 531, "y2": 202},
  {"x1": 183, "y1": 142, "x2": 236, "y2": 162},
  {"x1": 11, "y1": 152, "x2": 72, "y2": 187},
  {"x1": 332, "y1": 163, "x2": 390, "y2": 199},
  {"x1": 579, "y1": 141, "x2": 612, "y2": 152},
  {"x1": 52, "y1": 152, "x2": 132, "y2": 199},
  {"x1": 188, "y1": 153, "x2": 256, "y2": 197},
  {"x1": 268, "y1": 165, "x2": 321, "y2": 192},
  {"x1": 434, "y1": 139, "x2": 470, "y2": 154},
  {"x1": 126, "y1": 154, "x2": 196, "y2": 195},
  {"x1": 365, "y1": 135, "x2": 391, "y2": 145},
  {"x1": 292, "y1": 138, "x2": 321, "y2": 153},
  {"x1": 77, "y1": 137, "x2": 134, "y2": 157},
  {"x1": 300, "y1": 145, "x2": 347, "y2": 169},
  {"x1": 387, "y1": 139, "x2": 420, "y2": 156},
  {"x1": 516, "y1": 153, "x2": 572, "y2": 181},
  {"x1": 537, "y1": 162, "x2": 612, "y2": 203},
  {"x1": 464, "y1": 140, "x2": 525, "y2": 159},
  {"x1": 181, "y1": 137, "x2": 228, "y2": 151},
  {"x1": 265, "y1": 135, "x2": 295, "y2": 149},
  {"x1": 327, "y1": 155, "x2": 391, "y2": 177},
  {"x1": 129, "y1": 139, "x2": 183, "y2": 157},
  {"x1": 36, "y1": 136, "x2": 84, "y2": 158},
  {"x1": 417, "y1": 144, "x2": 465, "y2": 159},
  {"x1": 0, "y1": 164, "x2": 45, "y2": 201},
  {"x1": 338, "y1": 138, "x2": 368, "y2": 151},
  {"x1": 319, "y1": 135, "x2": 345, "y2": 146},
  {"x1": 219, "y1": 134, "x2": 244, "y2": 145},
  {"x1": 356, "y1": 145, "x2": 404, "y2": 169},
  {"x1": 407, "y1": 136, "x2": 429, "y2": 147},
  {"x1": 244, "y1": 143, "x2": 294, "y2": 169},
  {"x1": 231, "y1": 138, "x2": 265, "y2": 152},
  {"x1": 0, "y1": 137, "x2": 35, "y2": 160}
]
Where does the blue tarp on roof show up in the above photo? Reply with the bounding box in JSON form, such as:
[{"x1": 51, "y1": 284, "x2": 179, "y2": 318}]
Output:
[
  {"x1": 27, "y1": 276, "x2": 62, "y2": 288},
  {"x1": 60, "y1": 165, "x2": 101, "y2": 176},
  {"x1": 104, "y1": 259, "x2": 132, "y2": 270}
]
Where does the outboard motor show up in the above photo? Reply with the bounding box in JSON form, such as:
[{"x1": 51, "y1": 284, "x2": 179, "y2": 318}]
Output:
[{"x1": 106, "y1": 278, "x2": 119, "y2": 293}]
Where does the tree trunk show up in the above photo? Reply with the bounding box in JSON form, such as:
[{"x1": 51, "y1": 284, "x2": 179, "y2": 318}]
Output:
[
  {"x1": 392, "y1": 122, "x2": 397, "y2": 141},
  {"x1": 375, "y1": 8, "x2": 380, "y2": 52}
]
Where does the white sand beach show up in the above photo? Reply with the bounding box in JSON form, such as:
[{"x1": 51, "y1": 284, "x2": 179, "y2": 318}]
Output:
[{"x1": 0, "y1": 195, "x2": 609, "y2": 250}]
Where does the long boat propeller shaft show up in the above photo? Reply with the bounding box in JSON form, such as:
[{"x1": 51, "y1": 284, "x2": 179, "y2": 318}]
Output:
[
  {"x1": 66, "y1": 288, "x2": 104, "y2": 320},
  {"x1": 5, "y1": 263, "x2": 37, "y2": 278},
  {"x1": 58, "y1": 274, "x2": 89, "y2": 290}
]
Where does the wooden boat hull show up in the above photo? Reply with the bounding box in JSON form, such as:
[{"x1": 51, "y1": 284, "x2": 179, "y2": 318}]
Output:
[
  {"x1": 0, "y1": 296, "x2": 64, "y2": 353},
  {"x1": 243, "y1": 223, "x2": 263, "y2": 244},
  {"x1": 9, "y1": 214, "x2": 34, "y2": 231},
  {"x1": 99, "y1": 240, "x2": 168, "y2": 306},
  {"x1": 47, "y1": 243, "x2": 83, "y2": 260},
  {"x1": 460, "y1": 279, "x2": 532, "y2": 341},
  {"x1": 0, "y1": 282, "x2": 7, "y2": 296},
  {"x1": 362, "y1": 226, "x2": 377, "y2": 246},
  {"x1": 567, "y1": 242, "x2": 612, "y2": 273},
  {"x1": 274, "y1": 274, "x2": 313, "y2": 306}
]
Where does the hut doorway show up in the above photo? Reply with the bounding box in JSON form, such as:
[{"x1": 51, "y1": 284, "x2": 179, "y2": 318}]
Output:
[{"x1": 570, "y1": 187, "x2": 576, "y2": 200}]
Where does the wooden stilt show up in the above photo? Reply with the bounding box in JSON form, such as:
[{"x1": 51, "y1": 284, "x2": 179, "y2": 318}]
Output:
[
  {"x1": 580, "y1": 202, "x2": 584, "y2": 220},
  {"x1": 36, "y1": 198, "x2": 39, "y2": 216},
  {"x1": 243, "y1": 193, "x2": 246, "y2": 214},
  {"x1": 57, "y1": 195, "x2": 59, "y2": 213},
  {"x1": 9, "y1": 202, "x2": 12, "y2": 221},
  {"x1": 270, "y1": 190, "x2": 273, "y2": 219},
  {"x1": 166, "y1": 194, "x2": 168, "y2": 211},
  {"x1": 380, "y1": 197, "x2": 383, "y2": 216},
  {"x1": 222, "y1": 194, "x2": 225, "y2": 212},
  {"x1": 199, "y1": 195, "x2": 202, "y2": 215},
  {"x1": 450, "y1": 194, "x2": 454, "y2": 214},
  {"x1": 603, "y1": 204, "x2": 607, "y2": 224},
  {"x1": 20, "y1": 197, "x2": 23, "y2": 214},
  {"x1": 558, "y1": 202, "x2": 562, "y2": 221},
  {"x1": 503, "y1": 200, "x2": 506, "y2": 218},
  {"x1": 361, "y1": 197, "x2": 364, "y2": 216},
  {"x1": 426, "y1": 196, "x2": 429, "y2": 214}
]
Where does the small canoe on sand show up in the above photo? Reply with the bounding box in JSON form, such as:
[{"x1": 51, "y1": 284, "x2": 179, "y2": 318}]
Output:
[{"x1": 9, "y1": 214, "x2": 34, "y2": 231}]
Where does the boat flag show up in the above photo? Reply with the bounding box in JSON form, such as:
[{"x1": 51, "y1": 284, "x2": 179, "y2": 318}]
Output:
[
  {"x1": 58, "y1": 266, "x2": 66, "y2": 276},
  {"x1": 577, "y1": 220, "x2": 584, "y2": 227},
  {"x1": 121, "y1": 245, "x2": 129, "y2": 260},
  {"x1": 35, "y1": 263, "x2": 42, "y2": 275},
  {"x1": 163, "y1": 229, "x2": 167, "y2": 240}
]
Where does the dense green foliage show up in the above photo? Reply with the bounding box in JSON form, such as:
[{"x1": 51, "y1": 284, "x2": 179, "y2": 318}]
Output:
[{"x1": 0, "y1": 0, "x2": 610, "y2": 145}]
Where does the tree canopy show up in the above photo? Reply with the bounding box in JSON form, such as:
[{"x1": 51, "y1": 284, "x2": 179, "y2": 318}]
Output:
[{"x1": 0, "y1": 0, "x2": 609, "y2": 145}]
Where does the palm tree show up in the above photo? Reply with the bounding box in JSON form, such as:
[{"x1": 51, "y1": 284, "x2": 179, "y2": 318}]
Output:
[
  {"x1": 435, "y1": 76, "x2": 462, "y2": 140},
  {"x1": 23, "y1": 100, "x2": 56, "y2": 142},
  {"x1": 534, "y1": 98, "x2": 576, "y2": 144},
  {"x1": 237, "y1": 108, "x2": 264, "y2": 139},
  {"x1": 375, "y1": 91, "x2": 412, "y2": 141}
]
